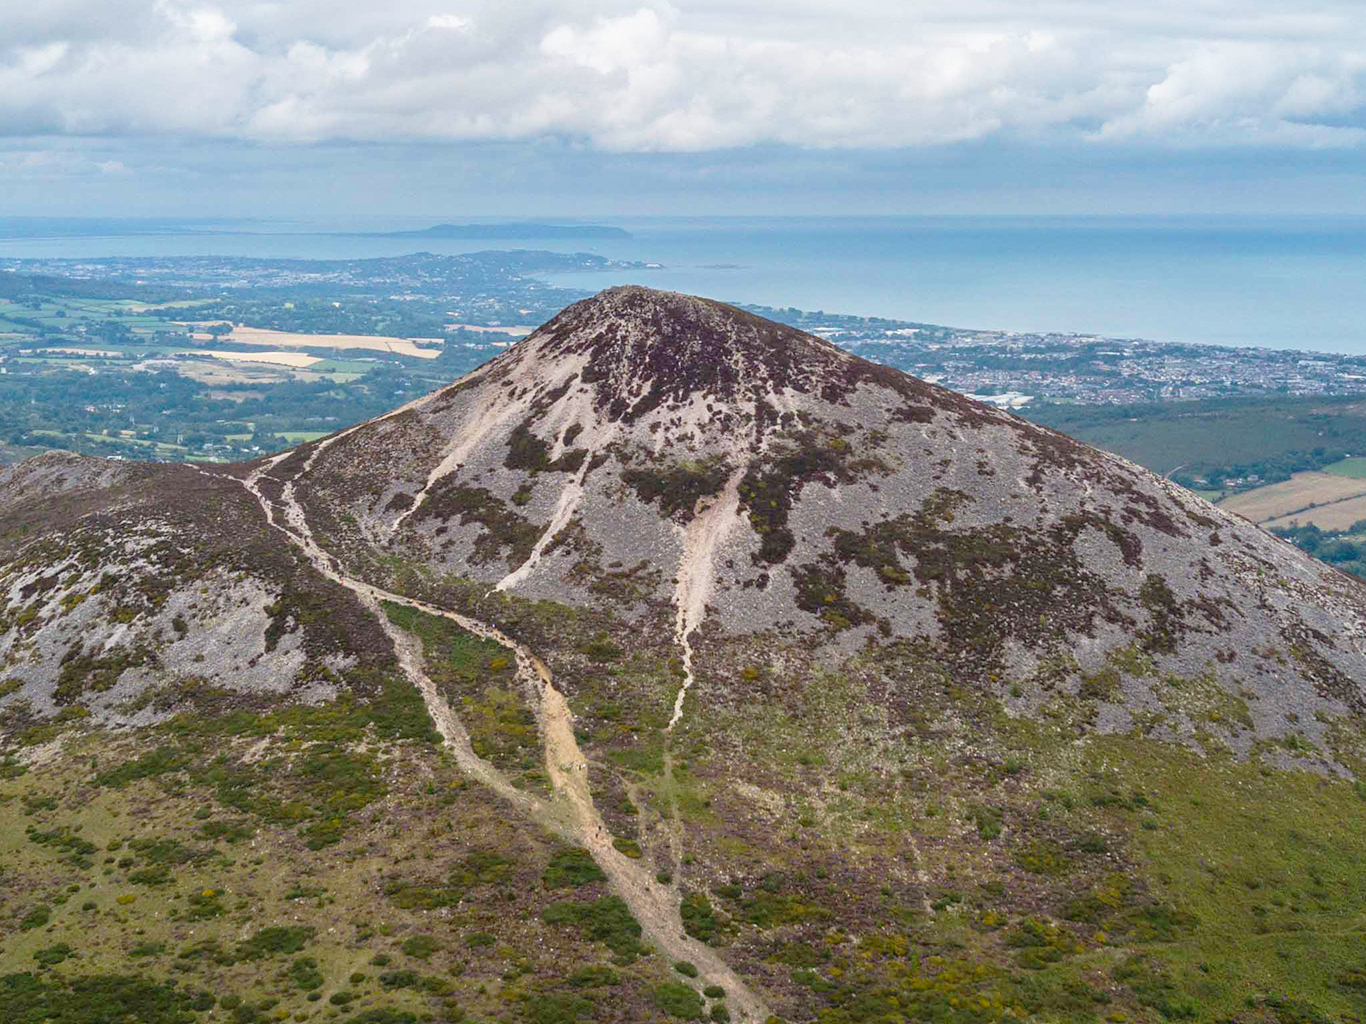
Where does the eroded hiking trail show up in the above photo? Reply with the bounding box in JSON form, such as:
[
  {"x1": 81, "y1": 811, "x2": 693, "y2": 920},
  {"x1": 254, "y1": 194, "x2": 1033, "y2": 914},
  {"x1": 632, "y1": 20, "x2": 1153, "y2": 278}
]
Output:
[{"x1": 232, "y1": 450, "x2": 770, "y2": 1022}]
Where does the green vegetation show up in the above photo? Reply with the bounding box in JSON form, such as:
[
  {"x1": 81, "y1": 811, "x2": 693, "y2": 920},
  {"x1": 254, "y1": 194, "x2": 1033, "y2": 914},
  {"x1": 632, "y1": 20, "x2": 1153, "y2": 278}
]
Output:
[
  {"x1": 0, "y1": 973, "x2": 219, "y2": 1024},
  {"x1": 652, "y1": 982, "x2": 705, "y2": 1019},
  {"x1": 1024, "y1": 394, "x2": 1366, "y2": 488},
  {"x1": 400, "y1": 935, "x2": 441, "y2": 959},
  {"x1": 542, "y1": 848, "x2": 606, "y2": 888},
  {"x1": 541, "y1": 897, "x2": 645, "y2": 963},
  {"x1": 1321, "y1": 456, "x2": 1366, "y2": 479},
  {"x1": 1271, "y1": 519, "x2": 1366, "y2": 580},
  {"x1": 0, "y1": 254, "x2": 605, "y2": 462}
]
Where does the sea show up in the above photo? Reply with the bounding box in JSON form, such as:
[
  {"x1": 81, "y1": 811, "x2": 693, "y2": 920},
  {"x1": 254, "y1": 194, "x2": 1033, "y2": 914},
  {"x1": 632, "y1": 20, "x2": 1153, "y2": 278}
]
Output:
[{"x1": 3, "y1": 215, "x2": 1365, "y2": 355}]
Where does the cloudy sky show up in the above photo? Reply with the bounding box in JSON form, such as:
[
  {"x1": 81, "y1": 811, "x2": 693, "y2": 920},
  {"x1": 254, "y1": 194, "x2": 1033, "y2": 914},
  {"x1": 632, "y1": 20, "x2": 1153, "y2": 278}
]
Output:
[{"x1": 3, "y1": 0, "x2": 1365, "y2": 215}]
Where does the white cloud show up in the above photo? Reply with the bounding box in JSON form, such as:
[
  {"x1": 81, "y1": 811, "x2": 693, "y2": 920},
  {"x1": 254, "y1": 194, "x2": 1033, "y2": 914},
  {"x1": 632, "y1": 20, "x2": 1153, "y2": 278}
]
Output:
[
  {"x1": 426, "y1": 14, "x2": 471, "y2": 32},
  {"x1": 0, "y1": 0, "x2": 1363, "y2": 150}
]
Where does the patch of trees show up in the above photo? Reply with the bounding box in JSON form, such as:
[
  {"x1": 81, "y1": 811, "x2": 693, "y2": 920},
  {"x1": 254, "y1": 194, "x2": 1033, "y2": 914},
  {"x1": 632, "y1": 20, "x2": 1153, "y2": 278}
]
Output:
[
  {"x1": 1271, "y1": 520, "x2": 1366, "y2": 580},
  {"x1": 1171, "y1": 447, "x2": 1349, "y2": 489}
]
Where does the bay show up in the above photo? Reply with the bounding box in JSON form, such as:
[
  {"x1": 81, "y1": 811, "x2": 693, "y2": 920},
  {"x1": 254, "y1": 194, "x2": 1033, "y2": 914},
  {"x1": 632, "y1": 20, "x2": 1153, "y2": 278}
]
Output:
[{"x1": 3, "y1": 214, "x2": 1364, "y2": 353}]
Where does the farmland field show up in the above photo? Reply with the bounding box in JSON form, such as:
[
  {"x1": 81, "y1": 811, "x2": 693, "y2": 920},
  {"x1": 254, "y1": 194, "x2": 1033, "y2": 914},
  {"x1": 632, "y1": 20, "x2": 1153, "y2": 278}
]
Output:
[
  {"x1": 185, "y1": 348, "x2": 322, "y2": 367},
  {"x1": 1265, "y1": 496, "x2": 1366, "y2": 531},
  {"x1": 1220, "y1": 472, "x2": 1366, "y2": 524},
  {"x1": 1025, "y1": 396, "x2": 1366, "y2": 478},
  {"x1": 1322, "y1": 456, "x2": 1366, "y2": 479},
  {"x1": 180, "y1": 324, "x2": 443, "y2": 358}
]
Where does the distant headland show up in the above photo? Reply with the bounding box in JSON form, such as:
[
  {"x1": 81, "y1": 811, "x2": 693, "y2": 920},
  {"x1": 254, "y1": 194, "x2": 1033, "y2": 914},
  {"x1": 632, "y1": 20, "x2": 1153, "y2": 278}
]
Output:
[{"x1": 363, "y1": 223, "x2": 632, "y2": 240}]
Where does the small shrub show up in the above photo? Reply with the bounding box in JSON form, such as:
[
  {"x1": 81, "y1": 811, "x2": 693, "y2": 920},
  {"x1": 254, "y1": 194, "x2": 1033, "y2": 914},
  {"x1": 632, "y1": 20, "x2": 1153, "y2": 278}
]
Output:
[
  {"x1": 653, "y1": 982, "x2": 705, "y2": 1020},
  {"x1": 401, "y1": 934, "x2": 441, "y2": 959},
  {"x1": 681, "y1": 891, "x2": 720, "y2": 943},
  {"x1": 542, "y1": 896, "x2": 644, "y2": 962},
  {"x1": 568, "y1": 966, "x2": 620, "y2": 987},
  {"x1": 542, "y1": 848, "x2": 606, "y2": 888},
  {"x1": 239, "y1": 925, "x2": 316, "y2": 959},
  {"x1": 33, "y1": 943, "x2": 73, "y2": 966},
  {"x1": 674, "y1": 961, "x2": 699, "y2": 978},
  {"x1": 287, "y1": 957, "x2": 324, "y2": 990},
  {"x1": 1014, "y1": 840, "x2": 1072, "y2": 876}
]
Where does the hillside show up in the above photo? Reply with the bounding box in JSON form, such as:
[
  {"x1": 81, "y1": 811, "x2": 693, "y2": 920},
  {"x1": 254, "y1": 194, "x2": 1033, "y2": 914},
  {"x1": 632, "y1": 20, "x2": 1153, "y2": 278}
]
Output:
[{"x1": 4, "y1": 288, "x2": 1366, "y2": 1023}]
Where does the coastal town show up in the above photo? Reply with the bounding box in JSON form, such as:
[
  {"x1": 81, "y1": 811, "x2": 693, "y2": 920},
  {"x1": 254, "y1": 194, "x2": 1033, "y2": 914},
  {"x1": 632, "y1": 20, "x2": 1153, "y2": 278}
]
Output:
[
  {"x1": 780, "y1": 313, "x2": 1366, "y2": 407},
  {"x1": 7, "y1": 250, "x2": 1366, "y2": 468}
]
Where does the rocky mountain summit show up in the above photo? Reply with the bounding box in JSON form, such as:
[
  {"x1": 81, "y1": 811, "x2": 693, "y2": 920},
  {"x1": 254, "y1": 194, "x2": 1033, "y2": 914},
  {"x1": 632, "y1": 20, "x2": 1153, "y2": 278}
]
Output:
[{"x1": 3, "y1": 287, "x2": 1366, "y2": 1022}]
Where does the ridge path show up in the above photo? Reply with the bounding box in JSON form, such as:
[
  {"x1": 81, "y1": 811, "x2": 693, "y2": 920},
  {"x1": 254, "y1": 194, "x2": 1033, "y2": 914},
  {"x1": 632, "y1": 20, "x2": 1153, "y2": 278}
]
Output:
[{"x1": 227, "y1": 451, "x2": 770, "y2": 1022}]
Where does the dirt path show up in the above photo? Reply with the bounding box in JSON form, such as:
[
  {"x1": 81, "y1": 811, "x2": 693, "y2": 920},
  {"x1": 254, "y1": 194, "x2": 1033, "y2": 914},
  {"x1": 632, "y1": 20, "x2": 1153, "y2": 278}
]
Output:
[
  {"x1": 229, "y1": 456, "x2": 771, "y2": 1022},
  {"x1": 667, "y1": 468, "x2": 745, "y2": 731}
]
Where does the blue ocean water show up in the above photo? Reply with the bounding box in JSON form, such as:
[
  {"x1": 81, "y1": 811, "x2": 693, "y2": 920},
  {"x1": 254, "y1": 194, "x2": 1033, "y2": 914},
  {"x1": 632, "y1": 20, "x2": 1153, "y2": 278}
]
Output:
[{"x1": 3, "y1": 215, "x2": 1364, "y2": 354}]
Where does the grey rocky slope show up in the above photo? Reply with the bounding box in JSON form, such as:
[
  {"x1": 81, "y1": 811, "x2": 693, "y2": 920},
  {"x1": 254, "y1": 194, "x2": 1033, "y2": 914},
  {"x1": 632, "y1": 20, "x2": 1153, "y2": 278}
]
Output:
[{"x1": 282, "y1": 285, "x2": 1366, "y2": 768}]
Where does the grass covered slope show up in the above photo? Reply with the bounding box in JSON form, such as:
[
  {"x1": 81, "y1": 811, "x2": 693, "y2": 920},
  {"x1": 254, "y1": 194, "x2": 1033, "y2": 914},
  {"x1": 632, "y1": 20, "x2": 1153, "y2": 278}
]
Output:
[
  {"x1": 0, "y1": 704, "x2": 694, "y2": 1024},
  {"x1": 12, "y1": 563, "x2": 1366, "y2": 1024}
]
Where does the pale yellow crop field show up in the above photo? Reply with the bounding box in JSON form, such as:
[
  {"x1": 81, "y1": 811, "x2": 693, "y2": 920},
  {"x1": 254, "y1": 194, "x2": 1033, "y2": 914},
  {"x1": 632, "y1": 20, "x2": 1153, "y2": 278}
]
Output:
[
  {"x1": 1221, "y1": 472, "x2": 1366, "y2": 524},
  {"x1": 40, "y1": 347, "x2": 124, "y2": 358},
  {"x1": 445, "y1": 322, "x2": 534, "y2": 336},
  {"x1": 183, "y1": 349, "x2": 322, "y2": 368},
  {"x1": 177, "y1": 324, "x2": 442, "y2": 359},
  {"x1": 1264, "y1": 496, "x2": 1366, "y2": 531}
]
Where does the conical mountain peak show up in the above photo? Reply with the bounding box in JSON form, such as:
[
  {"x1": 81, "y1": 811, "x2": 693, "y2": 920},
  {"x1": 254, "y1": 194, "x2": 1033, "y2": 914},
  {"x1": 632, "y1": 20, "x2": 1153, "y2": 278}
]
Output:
[
  {"x1": 514, "y1": 285, "x2": 867, "y2": 424},
  {"x1": 262, "y1": 288, "x2": 1366, "y2": 737}
]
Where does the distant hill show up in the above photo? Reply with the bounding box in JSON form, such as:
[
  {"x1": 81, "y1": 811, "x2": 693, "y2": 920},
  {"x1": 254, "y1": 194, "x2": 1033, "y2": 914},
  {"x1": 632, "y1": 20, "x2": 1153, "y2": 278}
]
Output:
[{"x1": 367, "y1": 222, "x2": 632, "y2": 240}]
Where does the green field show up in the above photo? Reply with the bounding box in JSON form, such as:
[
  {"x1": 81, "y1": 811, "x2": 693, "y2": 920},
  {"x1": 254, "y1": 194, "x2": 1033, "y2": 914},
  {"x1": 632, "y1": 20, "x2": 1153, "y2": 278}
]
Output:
[
  {"x1": 1321, "y1": 456, "x2": 1366, "y2": 479},
  {"x1": 32, "y1": 430, "x2": 188, "y2": 456}
]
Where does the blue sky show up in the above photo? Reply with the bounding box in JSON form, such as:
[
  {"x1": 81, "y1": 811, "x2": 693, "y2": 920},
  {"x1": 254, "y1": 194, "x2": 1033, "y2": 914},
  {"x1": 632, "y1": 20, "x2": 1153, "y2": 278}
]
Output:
[{"x1": 3, "y1": 0, "x2": 1365, "y2": 216}]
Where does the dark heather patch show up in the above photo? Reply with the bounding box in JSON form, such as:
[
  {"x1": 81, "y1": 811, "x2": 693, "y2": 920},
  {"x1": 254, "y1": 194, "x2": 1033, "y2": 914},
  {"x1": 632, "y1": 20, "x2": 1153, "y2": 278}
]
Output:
[
  {"x1": 790, "y1": 561, "x2": 874, "y2": 630},
  {"x1": 1018, "y1": 424, "x2": 1093, "y2": 489},
  {"x1": 1059, "y1": 511, "x2": 1144, "y2": 569},
  {"x1": 1187, "y1": 592, "x2": 1235, "y2": 630},
  {"x1": 891, "y1": 405, "x2": 935, "y2": 424},
  {"x1": 1138, "y1": 574, "x2": 1185, "y2": 655},
  {"x1": 504, "y1": 423, "x2": 588, "y2": 474},
  {"x1": 621, "y1": 460, "x2": 732, "y2": 523},
  {"x1": 739, "y1": 433, "x2": 867, "y2": 566},
  {"x1": 409, "y1": 481, "x2": 544, "y2": 569},
  {"x1": 384, "y1": 492, "x2": 415, "y2": 513},
  {"x1": 1282, "y1": 618, "x2": 1363, "y2": 714},
  {"x1": 824, "y1": 489, "x2": 1126, "y2": 675}
]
